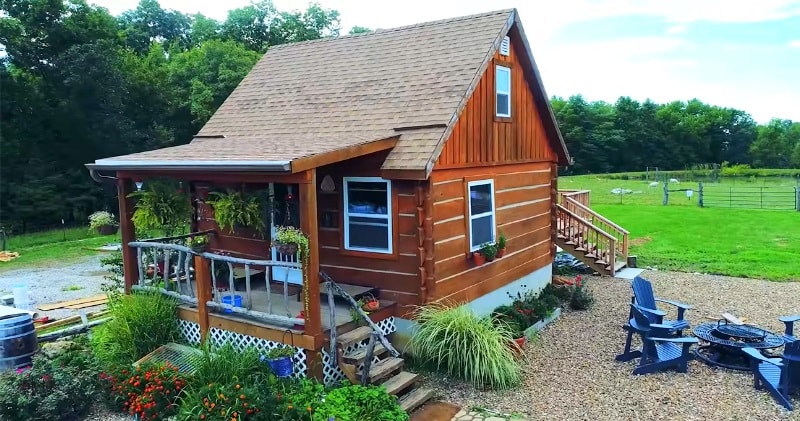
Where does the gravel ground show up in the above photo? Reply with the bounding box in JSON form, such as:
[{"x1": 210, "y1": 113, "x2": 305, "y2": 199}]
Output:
[
  {"x1": 84, "y1": 405, "x2": 129, "y2": 421},
  {"x1": 422, "y1": 271, "x2": 800, "y2": 421},
  {"x1": 0, "y1": 254, "x2": 111, "y2": 319}
]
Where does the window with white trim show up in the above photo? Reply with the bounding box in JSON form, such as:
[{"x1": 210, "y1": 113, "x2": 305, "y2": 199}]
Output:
[
  {"x1": 495, "y1": 65, "x2": 511, "y2": 117},
  {"x1": 467, "y1": 180, "x2": 496, "y2": 251},
  {"x1": 343, "y1": 177, "x2": 392, "y2": 254}
]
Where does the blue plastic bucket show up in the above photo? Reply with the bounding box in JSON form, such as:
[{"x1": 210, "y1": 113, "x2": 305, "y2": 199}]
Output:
[
  {"x1": 221, "y1": 294, "x2": 242, "y2": 313},
  {"x1": 267, "y1": 355, "x2": 293, "y2": 377}
]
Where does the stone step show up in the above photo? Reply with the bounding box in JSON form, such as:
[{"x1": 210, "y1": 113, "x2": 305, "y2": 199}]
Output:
[
  {"x1": 337, "y1": 326, "x2": 372, "y2": 349},
  {"x1": 398, "y1": 387, "x2": 434, "y2": 413},
  {"x1": 379, "y1": 370, "x2": 419, "y2": 396},
  {"x1": 343, "y1": 342, "x2": 387, "y2": 365}
]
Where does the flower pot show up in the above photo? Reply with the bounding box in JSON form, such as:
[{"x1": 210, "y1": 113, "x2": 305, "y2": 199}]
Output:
[
  {"x1": 96, "y1": 224, "x2": 118, "y2": 236},
  {"x1": 275, "y1": 242, "x2": 298, "y2": 256},
  {"x1": 362, "y1": 300, "x2": 380, "y2": 312},
  {"x1": 472, "y1": 252, "x2": 486, "y2": 265},
  {"x1": 509, "y1": 336, "x2": 527, "y2": 356},
  {"x1": 496, "y1": 247, "x2": 506, "y2": 258},
  {"x1": 190, "y1": 245, "x2": 207, "y2": 254},
  {"x1": 267, "y1": 356, "x2": 294, "y2": 378}
]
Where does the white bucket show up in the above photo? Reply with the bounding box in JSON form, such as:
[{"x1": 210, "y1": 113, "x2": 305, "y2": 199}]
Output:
[{"x1": 11, "y1": 284, "x2": 29, "y2": 310}]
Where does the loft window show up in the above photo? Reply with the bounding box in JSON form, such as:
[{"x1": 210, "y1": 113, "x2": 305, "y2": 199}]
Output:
[
  {"x1": 467, "y1": 180, "x2": 496, "y2": 251},
  {"x1": 343, "y1": 177, "x2": 392, "y2": 254},
  {"x1": 495, "y1": 65, "x2": 511, "y2": 117}
]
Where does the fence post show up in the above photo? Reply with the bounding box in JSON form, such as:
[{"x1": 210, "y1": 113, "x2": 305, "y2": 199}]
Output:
[
  {"x1": 662, "y1": 182, "x2": 668, "y2": 206},
  {"x1": 792, "y1": 186, "x2": 799, "y2": 210},
  {"x1": 698, "y1": 182, "x2": 703, "y2": 207}
]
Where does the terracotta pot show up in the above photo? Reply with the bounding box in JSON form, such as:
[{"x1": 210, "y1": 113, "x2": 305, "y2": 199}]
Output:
[
  {"x1": 473, "y1": 252, "x2": 486, "y2": 265},
  {"x1": 96, "y1": 224, "x2": 118, "y2": 236},
  {"x1": 362, "y1": 300, "x2": 380, "y2": 312},
  {"x1": 509, "y1": 336, "x2": 527, "y2": 356},
  {"x1": 496, "y1": 247, "x2": 506, "y2": 258}
]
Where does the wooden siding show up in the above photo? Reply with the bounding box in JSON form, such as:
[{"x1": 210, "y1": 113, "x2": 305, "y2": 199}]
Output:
[
  {"x1": 316, "y1": 152, "x2": 421, "y2": 312},
  {"x1": 429, "y1": 162, "x2": 553, "y2": 302},
  {"x1": 435, "y1": 33, "x2": 556, "y2": 167}
]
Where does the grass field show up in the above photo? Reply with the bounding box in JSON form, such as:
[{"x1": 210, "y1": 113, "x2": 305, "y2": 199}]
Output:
[
  {"x1": 562, "y1": 174, "x2": 800, "y2": 281},
  {"x1": 0, "y1": 227, "x2": 118, "y2": 273},
  {"x1": 560, "y1": 174, "x2": 799, "y2": 208}
]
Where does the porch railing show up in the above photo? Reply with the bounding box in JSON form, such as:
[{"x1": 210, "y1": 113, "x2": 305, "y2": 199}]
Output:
[
  {"x1": 555, "y1": 204, "x2": 617, "y2": 271},
  {"x1": 557, "y1": 189, "x2": 591, "y2": 207},
  {"x1": 129, "y1": 233, "x2": 305, "y2": 328},
  {"x1": 560, "y1": 197, "x2": 629, "y2": 264}
]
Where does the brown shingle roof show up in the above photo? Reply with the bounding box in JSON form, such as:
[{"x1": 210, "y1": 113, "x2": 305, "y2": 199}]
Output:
[{"x1": 91, "y1": 9, "x2": 569, "y2": 175}]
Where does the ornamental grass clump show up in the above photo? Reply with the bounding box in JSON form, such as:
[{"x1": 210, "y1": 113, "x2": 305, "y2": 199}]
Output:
[{"x1": 410, "y1": 302, "x2": 521, "y2": 389}]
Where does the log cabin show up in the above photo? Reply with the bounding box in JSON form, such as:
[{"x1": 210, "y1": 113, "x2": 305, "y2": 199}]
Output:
[{"x1": 86, "y1": 8, "x2": 628, "y2": 410}]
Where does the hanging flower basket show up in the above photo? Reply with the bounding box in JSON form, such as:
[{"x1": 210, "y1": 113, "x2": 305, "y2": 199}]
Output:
[{"x1": 274, "y1": 241, "x2": 298, "y2": 256}]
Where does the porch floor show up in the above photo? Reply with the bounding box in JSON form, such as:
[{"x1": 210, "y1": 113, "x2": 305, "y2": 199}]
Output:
[{"x1": 171, "y1": 277, "x2": 387, "y2": 332}]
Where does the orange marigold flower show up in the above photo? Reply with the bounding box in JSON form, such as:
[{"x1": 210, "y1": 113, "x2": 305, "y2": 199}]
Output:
[{"x1": 239, "y1": 394, "x2": 245, "y2": 400}]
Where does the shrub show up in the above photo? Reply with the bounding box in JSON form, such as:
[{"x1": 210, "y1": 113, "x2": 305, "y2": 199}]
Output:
[
  {"x1": 313, "y1": 382, "x2": 408, "y2": 421},
  {"x1": 178, "y1": 381, "x2": 269, "y2": 420},
  {"x1": 102, "y1": 362, "x2": 187, "y2": 421},
  {"x1": 191, "y1": 342, "x2": 272, "y2": 387},
  {"x1": 99, "y1": 250, "x2": 124, "y2": 303},
  {"x1": 570, "y1": 284, "x2": 595, "y2": 310},
  {"x1": 0, "y1": 354, "x2": 96, "y2": 421},
  {"x1": 91, "y1": 291, "x2": 179, "y2": 366},
  {"x1": 411, "y1": 302, "x2": 521, "y2": 389}
]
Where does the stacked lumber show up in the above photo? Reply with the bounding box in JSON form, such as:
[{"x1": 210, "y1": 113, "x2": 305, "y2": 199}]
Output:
[{"x1": 37, "y1": 294, "x2": 108, "y2": 311}]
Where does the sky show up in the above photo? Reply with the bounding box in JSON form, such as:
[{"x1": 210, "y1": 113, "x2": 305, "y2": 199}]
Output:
[{"x1": 91, "y1": 0, "x2": 800, "y2": 123}]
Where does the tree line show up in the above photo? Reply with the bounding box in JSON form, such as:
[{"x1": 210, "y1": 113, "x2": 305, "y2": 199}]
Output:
[
  {"x1": 552, "y1": 96, "x2": 800, "y2": 175},
  {"x1": 1, "y1": 0, "x2": 798, "y2": 233}
]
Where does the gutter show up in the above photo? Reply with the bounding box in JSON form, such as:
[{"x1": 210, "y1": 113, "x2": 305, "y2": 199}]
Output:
[{"x1": 85, "y1": 160, "x2": 292, "y2": 173}]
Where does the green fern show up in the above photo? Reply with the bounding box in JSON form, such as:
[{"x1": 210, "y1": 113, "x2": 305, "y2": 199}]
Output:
[
  {"x1": 127, "y1": 182, "x2": 191, "y2": 236},
  {"x1": 206, "y1": 190, "x2": 265, "y2": 234}
]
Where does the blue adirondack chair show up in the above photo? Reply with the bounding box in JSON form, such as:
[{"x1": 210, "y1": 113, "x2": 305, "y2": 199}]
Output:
[
  {"x1": 742, "y1": 340, "x2": 800, "y2": 411},
  {"x1": 618, "y1": 276, "x2": 693, "y2": 361},
  {"x1": 779, "y1": 315, "x2": 800, "y2": 343},
  {"x1": 616, "y1": 304, "x2": 698, "y2": 375},
  {"x1": 631, "y1": 276, "x2": 692, "y2": 334}
]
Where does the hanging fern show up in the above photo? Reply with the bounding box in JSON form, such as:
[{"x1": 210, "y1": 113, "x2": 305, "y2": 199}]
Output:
[
  {"x1": 127, "y1": 182, "x2": 191, "y2": 236},
  {"x1": 206, "y1": 190, "x2": 265, "y2": 234}
]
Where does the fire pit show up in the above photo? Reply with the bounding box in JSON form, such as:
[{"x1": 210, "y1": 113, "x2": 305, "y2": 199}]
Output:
[{"x1": 693, "y1": 320, "x2": 785, "y2": 371}]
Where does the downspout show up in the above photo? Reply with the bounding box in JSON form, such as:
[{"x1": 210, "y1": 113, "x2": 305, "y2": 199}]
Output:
[{"x1": 89, "y1": 168, "x2": 118, "y2": 183}]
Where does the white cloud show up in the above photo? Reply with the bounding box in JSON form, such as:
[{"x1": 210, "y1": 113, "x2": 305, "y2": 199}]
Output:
[
  {"x1": 666, "y1": 25, "x2": 688, "y2": 35},
  {"x1": 789, "y1": 39, "x2": 800, "y2": 48}
]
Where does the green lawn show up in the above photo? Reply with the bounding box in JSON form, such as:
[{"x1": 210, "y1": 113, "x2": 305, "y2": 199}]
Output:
[
  {"x1": 0, "y1": 227, "x2": 119, "y2": 273},
  {"x1": 592, "y1": 205, "x2": 800, "y2": 281}
]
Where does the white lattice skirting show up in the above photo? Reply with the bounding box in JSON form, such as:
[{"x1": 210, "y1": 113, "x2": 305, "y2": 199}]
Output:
[
  {"x1": 321, "y1": 317, "x2": 397, "y2": 386},
  {"x1": 177, "y1": 319, "x2": 201, "y2": 345},
  {"x1": 208, "y1": 328, "x2": 308, "y2": 379}
]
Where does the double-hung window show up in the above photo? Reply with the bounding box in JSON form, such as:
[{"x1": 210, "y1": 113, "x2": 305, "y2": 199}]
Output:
[
  {"x1": 467, "y1": 180, "x2": 496, "y2": 251},
  {"x1": 495, "y1": 65, "x2": 511, "y2": 117},
  {"x1": 343, "y1": 177, "x2": 392, "y2": 254}
]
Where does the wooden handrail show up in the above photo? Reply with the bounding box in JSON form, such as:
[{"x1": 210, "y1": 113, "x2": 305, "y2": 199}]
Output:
[
  {"x1": 563, "y1": 198, "x2": 629, "y2": 235},
  {"x1": 556, "y1": 205, "x2": 616, "y2": 241}
]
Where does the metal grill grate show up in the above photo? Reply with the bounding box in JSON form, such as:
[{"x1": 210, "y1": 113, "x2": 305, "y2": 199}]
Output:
[{"x1": 134, "y1": 342, "x2": 203, "y2": 374}]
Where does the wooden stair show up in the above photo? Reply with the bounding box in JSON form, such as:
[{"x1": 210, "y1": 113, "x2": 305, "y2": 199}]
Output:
[
  {"x1": 336, "y1": 323, "x2": 433, "y2": 413},
  {"x1": 555, "y1": 199, "x2": 629, "y2": 277}
]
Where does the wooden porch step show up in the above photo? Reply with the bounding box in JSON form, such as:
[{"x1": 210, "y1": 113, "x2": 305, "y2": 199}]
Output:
[
  {"x1": 398, "y1": 387, "x2": 434, "y2": 413},
  {"x1": 359, "y1": 357, "x2": 404, "y2": 384},
  {"x1": 338, "y1": 326, "x2": 373, "y2": 348},
  {"x1": 379, "y1": 370, "x2": 419, "y2": 396},
  {"x1": 343, "y1": 342, "x2": 387, "y2": 364}
]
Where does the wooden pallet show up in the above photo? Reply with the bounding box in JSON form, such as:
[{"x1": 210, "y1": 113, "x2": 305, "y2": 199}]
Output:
[{"x1": 37, "y1": 294, "x2": 106, "y2": 311}]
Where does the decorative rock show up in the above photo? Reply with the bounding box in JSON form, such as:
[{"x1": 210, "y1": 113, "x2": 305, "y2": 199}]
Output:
[{"x1": 40, "y1": 339, "x2": 75, "y2": 359}]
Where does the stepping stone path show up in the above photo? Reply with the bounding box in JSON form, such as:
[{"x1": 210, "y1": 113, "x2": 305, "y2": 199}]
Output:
[{"x1": 451, "y1": 409, "x2": 527, "y2": 421}]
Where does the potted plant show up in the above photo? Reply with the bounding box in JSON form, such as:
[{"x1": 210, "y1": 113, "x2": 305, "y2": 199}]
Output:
[
  {"x1": 263, "y1": 345, "x2": 295, "y2": 378},
  {"x1": 480, "y1": 242, "x2": 499, "y2": 262},
  {"x1": 128, "y1": 182, "x2": 192, "y2": 237},
  {"x1": 272, "y1": 225, "x2": 309, "y2": 258},
  {"x1": 206, "y1": 190, "x2": 265, "y2": 234},
  {"x1": 491, "y1": 305, "x2": 528, "y2": 356},
  {"x1": 472, "y1": 250, "x2": 486, "y2": 265},
  {"x1": 496, "y1": 232, "x2": 507, "y2": 258},
  {"x1": 88, "y1": 211, "x2": 118, "y2": 235},
  {"x1": 186, "y1": 236, "x2": 208, "y2": 253}
]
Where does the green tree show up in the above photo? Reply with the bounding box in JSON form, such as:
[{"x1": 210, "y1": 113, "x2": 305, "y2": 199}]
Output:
[
  {"x1": 750, "y1": 119, "x2": 796, "y2": 168},
  {"x1": 348, "y1": 25, "x2": 372, "y2": 34}
]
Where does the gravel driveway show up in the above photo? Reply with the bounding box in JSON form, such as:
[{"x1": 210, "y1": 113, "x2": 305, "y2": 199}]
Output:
[
  {"x1": 424, "y1": 271, "x2": 800, "y2": 420},
  {"x1": 0, "y1": 254, "x2": 111, "y2": 319}
]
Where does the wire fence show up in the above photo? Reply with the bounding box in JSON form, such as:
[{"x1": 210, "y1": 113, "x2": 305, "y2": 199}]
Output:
[{"x1": 664, "y1": 183, "x2": 800, "y2": 210}]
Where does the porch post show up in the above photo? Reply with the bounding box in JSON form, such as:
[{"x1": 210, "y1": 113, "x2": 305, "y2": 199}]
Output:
[
  {"x1": 194, "y1": 256, "x2": 212, "y2": 342},
  {"x1": 117, "y1": 177, "x2": 137, "y2": 294},
  {"x1": 299, "y1": 169, "x2": 322, "y2": 338}
]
